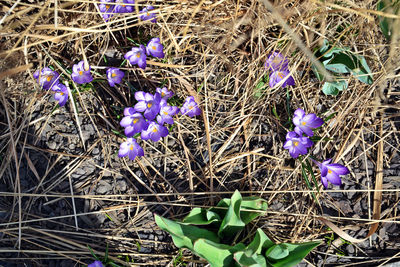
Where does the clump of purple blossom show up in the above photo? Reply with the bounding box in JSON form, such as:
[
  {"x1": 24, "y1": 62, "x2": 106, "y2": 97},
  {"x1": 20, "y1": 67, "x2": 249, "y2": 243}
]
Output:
[
  {"x1": 88, "y1": 260, "x2": 104, "y2": 267},
  {"x1": 106, "y1": 67, "x2": 124, "y2": 87},
  {"x1": 33, "y1": 67, "x2": 69, "y2": 107},
  {"x1": 118, "y1": 89, "x2": 200, "y2": 161},
  {"x1": 283, "y1": 108, "x2": 350, "y2": 188},
  {"x1": 125, "y1": 38, "x2": 164, "y2": 70},
  {"x1": 140, "y1": 6, "x2": 157, "y2": 23},
  {"x1": 264, "y1": 51, "x2": 295, "y2": 88},
  {"x1": 71, "y1": 61, "x2": 93, "y2": 84}
]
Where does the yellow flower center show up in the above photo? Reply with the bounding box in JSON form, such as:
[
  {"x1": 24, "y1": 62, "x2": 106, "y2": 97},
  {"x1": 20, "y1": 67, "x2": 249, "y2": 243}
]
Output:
[
  {"x1": 188, "y1": 105, "x2": 193, "y2": 110},
  {"x1": 136, "y1": 53, "x2": 141, "y2": 58},
  {"x1": 133, "y1": 118, "x2": 139, "y2": 124},
  {"x1": 152, "y1": 45, "x2": 156, "y2": 50},
  {"x1": 130, "y1": 145, "x2": 134, "y2": 150},
  {"x1": 106, "y1": 5, "x2": 110, "y2": 9},
  {"x1": 152, "y1": 127, "x2": 158, "y2": 133},
  {"x1": 147, "y1": 103, "x2": 152, "y2": 108},
  {"x1": 328, "y1": 169, "x2": 332, "y2": 174},
  {"x1": 79, "y1": 71, "x2": 83, "y2": 75},
  {"x1": 122, "y1": 4, "x2": 126, "y2": 7},
  {"x1": 302, "y1": 121, "x2": 306, "y2": 126},
  {"x1": 163, "y1": 111, "x2": 168, "y2": 115},
  {"x1": 46, "y1": 75, "x2": 53, "y2": 82},
  {"x1": 293, "y1": 141, "x2": 299, "y2": 147},
  {"x1": 60, "y1": 92, "x2": 64, "y2": 96},
  {"x1": 161, "y1": 92, "x2": 165, "y2": 97},
  {"x1": 278, "y1": 72, "x2": 284, "y2": 79},
  {"x1": 147, "y1": 12, "x2": 150, "y2": 16},
  {"x1": 111, "y1": 73, "x2": 117, "y2": 77}
]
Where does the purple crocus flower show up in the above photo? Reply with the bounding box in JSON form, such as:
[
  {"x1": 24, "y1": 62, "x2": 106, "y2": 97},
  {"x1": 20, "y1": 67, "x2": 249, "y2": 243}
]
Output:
[
  {"x1": 292, "y1": 108, "x2": 324, "y2": 137},
  {"x1": 98, "y1": 0, "x2": 115, "y2": 20},
  {"x1": 124, "y1": 45, "x2": 147, "y2": 69},
  {"x1": 115, "y1": 0, "x2": 135, "y2": 13},
  {"x1": 52, "y1": 83, "x2": 68, "y2": 107},
  {"x1": 71, "y1": 61, "x2": 93, "y2": 84},
  {"x1": 181, "y1": 96, "x2": 201, "y2": 117},
  {"x1": 88, "y1": 261, "x2": 104, "y2": 267},
  {"x1": 33, "y1": 67, "x2": 60, "y2": 90},
  {"x1": 141, "y1": 121, "x2": 169, "y2": 142},
  {"x1": 283, "y1": 131, "x2": 313, "y2": 158},
  {"x1": 146, "y1": 38, "x2": 164, "y2": 58},
  {"x1": 156, "y1": 87, "x2": 173, "y2": 99},
  {"x1": 157, "y1": 99, "x2": 179, "y2": 125},
  {"x1": 134, "y1": 91, "x2": 161, "y2": 120},
  {"x1": 316, "y1": 159, "x2": 350, "y2": 188},
  {"x1": 106, "y1": 67, "x2": 124, "y2": 87},
  {"x1": 269, "y1": 70, "x2": 295, "y2": 88},
  {"x1": 120, "y1": 107, "x2": 149, "y2": 137},
  {"x1": 118, "y1": 138, "x2": 144, "y2": 160},
  {"x1": 265, "y1": 51, "x2": 289, "y2": 72},
  {"x1": 140, "y1": 6, "x2": 156, "y2": 23}
]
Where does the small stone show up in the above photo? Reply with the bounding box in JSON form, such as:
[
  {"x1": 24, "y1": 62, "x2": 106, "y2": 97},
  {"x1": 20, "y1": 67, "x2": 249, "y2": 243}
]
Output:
[
  {"x1": 346, "y1": 245, "x2": 355, "y2": 254},
  {"x1": 69, "y1": 143, "x2": 76, "y2": 150},
  {"x1": 47, "y1": 141, "x2": 57, "y2": 150}
]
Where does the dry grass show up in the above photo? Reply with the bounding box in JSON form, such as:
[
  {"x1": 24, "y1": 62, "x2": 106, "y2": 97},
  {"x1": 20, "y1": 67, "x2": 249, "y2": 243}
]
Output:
[{"x1": 0, "y1": 0, "x2": 400, "y2": 266}]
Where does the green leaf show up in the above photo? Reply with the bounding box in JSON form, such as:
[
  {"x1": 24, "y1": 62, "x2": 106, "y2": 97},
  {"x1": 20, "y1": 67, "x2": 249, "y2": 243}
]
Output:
[
  {"x1": 217, "y1": 190, "x2": 245, "y2": 237},
  {"x1": 321, "y1": 82, "x2": 339, "y2": 96},
  {"x1": 155, "y1": 214, "x2": 219, "y2": 251},
  {"x1": 182, "y1": 208, "x2": 221, "y2": 225},
  {"x1": 377, "y1": 0, "x2": 400, "y2": 39},
  {"x1": 233, "y1": 250, "x2": 267, "y2": 267},
  {"x1": 266, "y1": 244, "x2": 289, "y2": 260},
  {"x1": 239, "y1": 197, "x2": 268, "y2": 224},
  {"x1": 246, "y1": 229, "x2": 274, "y2": 254},
  {"x1": 350, "y1": 54, "x2": 373, "y2": 85},
  {"x1": 267, "y1": 242, "x2": 320, "y2": 267},
  {"x1": 193, "y1": 238, "x2": 245, "y2": 267}
]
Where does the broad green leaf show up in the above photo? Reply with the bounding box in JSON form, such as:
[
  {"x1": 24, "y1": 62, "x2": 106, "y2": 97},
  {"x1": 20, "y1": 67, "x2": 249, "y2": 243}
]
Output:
[
  {"x1": 267, "y1": 241, "x2": 320, "y2": 267},
  {"x1": 266, "y1": 244, "x2": 289, "y2": 260},
  {"x1": 218, "y1": 190, "x2": 245, "y2": 237},
  {"x1": 182, "y1": 208, "x2": 221, "y2": 225},
  {"x1": 214, "y1": 195, "x2": 268, "y2": 226},
  {"x1": 350, "y1": 54, "x2": 373, "y2": 85},
  {"x1": 240, "y1": 197, "x2": 268, "y2": 224},
  {"x1": 321, "y1": 82, "x2": 339, "y2": 96},
  {"x1": 193, "y1": 238, "x2": 245, "y2": 267},
  {"x1": 233, "y1": 250, "x2": 267, "y2": 267},
  {"x1": 154, "y1": 214, "x2": 219, "y2": 251},
  {"x1": 246, "y1": 229, "x2": 274, "y2": 254},
  {"x1": 324, "y1": 53, "x2": 354, "y2": 73},
  {"x1": 377, "y1": 0, "x2": 400, "y2": 39}
]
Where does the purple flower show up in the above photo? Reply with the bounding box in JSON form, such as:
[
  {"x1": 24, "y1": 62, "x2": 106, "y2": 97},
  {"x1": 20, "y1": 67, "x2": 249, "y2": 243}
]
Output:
[
  {"x1": 120, "y1": 108, "x2": 149, "y2": 137},
  {"x1": 146, "y1": 38, "x2": 164, "y2": 58},
  {"x1": 141, "y1": 121, "x2": 169, "y2": 142},
  {"x1": 265, "y1": 51, "x2": 289, "y2": 72},
  {"x1": 316, "y1": 159, "x2": 350, "y2": 188},
  {"x1": 269, "y1": 70, "x2": 295, "y2": 88},
  {"x1": 52, "y1": 83, "x2": 68, "y2": 107},
  {"x1": 140, "y1": 6, "x2": 156, "y2": 23},
  {"x1": 98, "y1": 0, "x2": 115, "y2": 20},
  {"x1": 71, "y1": 61, "x2": 93, "y2": 84},
  {"x1": 181, "y1": 96, "x2": 201, "y2": 117},
  {"x1": 118, "y1": 138, "x2": 144, "y2": 160},
  {"x1": 157, "y1": 99, "x2": 179, "y2": 125},
  {"x1": 156, "y1": 87, "x2": 174, "y2": 99},
  {"x1": 292, "y1": 108, "x2": 324, "y2": 137},
  {"x1": 33, "y1": 67, "x2": 60, "y2": 90},
  {"x1": 106, "y1": 67, "x2": 124, "y2": 87},
  {"x1": 283, "y1": 131, "x2": 313, "y2": 158},
  {"x1": 115, "y1": 0, "x2": 135, "y2": 13},
  {"x1": 125, "y1": 45, "x2": 147, "y2": 69},
  {"x1": 134, "y1": 91, "x2": 161, "y2": 120},
  {"x1": 88, "y1": 261, "x2": 104, "y2": 267}
]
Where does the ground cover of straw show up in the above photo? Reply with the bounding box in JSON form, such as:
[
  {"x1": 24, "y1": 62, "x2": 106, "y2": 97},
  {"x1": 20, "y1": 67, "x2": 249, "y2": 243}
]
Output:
[{"x1": 0, "y1": 0, "x2": 399, "y2": 266}]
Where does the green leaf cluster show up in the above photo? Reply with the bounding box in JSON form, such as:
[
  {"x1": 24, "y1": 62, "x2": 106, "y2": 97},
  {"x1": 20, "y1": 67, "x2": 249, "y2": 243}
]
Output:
[
  {"x1": 312, "y1": 40, "x2": 373, "y2": 96},
  {"x1": 155, "y1": 190, "x2": 319, "y2": 267},
  {"x1": 377, "y1": 0, "x2": 400, "y2": 40}
]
